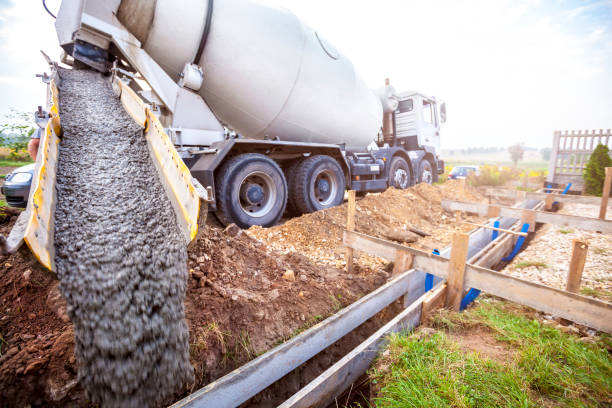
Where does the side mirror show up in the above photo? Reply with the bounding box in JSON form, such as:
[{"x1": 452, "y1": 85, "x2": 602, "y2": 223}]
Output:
[{"x1": 440, "y1": 102, "x2": 446, "y2": 123}]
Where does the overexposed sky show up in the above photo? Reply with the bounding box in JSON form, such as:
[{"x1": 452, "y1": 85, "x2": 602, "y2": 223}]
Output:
[{"x1": 0, "y1": 0, "x2": 611, "y2": 148}]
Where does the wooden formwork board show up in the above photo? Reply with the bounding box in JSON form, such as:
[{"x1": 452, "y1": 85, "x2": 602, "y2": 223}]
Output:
[
  {"x1": 442, "y1": 200, "x2": 612, "y2": 233},
  {"x1": 171, "y1": 269, "x2": 425, "y2": 408},
  {"x1": 279, "y1": 294, "x2": 424, "y2": 408},
  {"x1": 485, "y1": 188, "x2": 612, "y2": 207},
  {"x1": 344, "y1": 230, "x2": 612, "y2": 333}
]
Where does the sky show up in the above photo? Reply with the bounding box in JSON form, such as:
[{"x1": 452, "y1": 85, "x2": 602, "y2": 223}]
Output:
[{"x1": 0, "y1": 0, "x2": 611, "y2": 149}]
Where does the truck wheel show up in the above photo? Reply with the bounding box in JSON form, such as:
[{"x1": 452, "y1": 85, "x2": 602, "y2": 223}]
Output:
[
  {"x1": 418, "y1": 159, "x2": 434, "y2": 184},
  {"x1": 215, "y1": 154, "x2": 287, "y2": 228},
  {"x1": 389, "y1": 156, "x2": 411, "y2": 189},
  {"x1": 284, "y1": 159, "x2": 304, "y2": 216},
  {"x1": 291, "y1": 155, "x2": 346, "y2": 214}
]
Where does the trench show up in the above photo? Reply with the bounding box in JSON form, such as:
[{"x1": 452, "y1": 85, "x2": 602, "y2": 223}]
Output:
[
  {"x1": 235, "y1": 199, "x2": 545, "y2": 408},
  {"x1": 53, "y1": 69, "x2": 193, "y2": 407}
]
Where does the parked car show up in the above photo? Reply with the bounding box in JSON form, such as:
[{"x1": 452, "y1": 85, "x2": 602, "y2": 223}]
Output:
[
  {"x1": 448, "y1": 165, "x2": 479, "y2": 180},
  {"x1": 1, "y1": 164, "x2": 34, "y2": 208}
]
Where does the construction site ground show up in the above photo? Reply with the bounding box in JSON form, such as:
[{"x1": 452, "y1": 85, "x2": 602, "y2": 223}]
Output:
[
  {"x1": 502, "y1": 202, "x2": 612, "y2": 302},
  {"x1": 1, "y1": 180, "x2": 610, "y2": 407},
  {"x1": 0, "y1": 180, "x2": 485, "y2": 406}
]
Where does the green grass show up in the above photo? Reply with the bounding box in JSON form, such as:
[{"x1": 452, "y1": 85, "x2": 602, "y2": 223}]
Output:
[
  {"x1": 558, "y1": 229, "x2": 574, "y2": 234},
  {"x1": 371, "y1": 299, "x2": 612, "y2": 407},
  {"x1": 0, "y1": 199, "x2": 7, "y2": 208},
  {"x1": 513, "y1": 261, "x2": 548, "y2": 270},
  {"x1": 0, "y1": 159, "x2": 33, "y2": 167}
]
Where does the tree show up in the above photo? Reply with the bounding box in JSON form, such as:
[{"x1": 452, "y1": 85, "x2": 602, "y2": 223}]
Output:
[
  {"x1": 508, "y1": 143, "x2": 524, "y2": 167},
  {"x1": 0, "y1": 110, "x2": 35, "y2": 160},
  {"x1": 583, "y1": 144, "x2": 612, "y2": 196},
  {"x1": 540, "y1": 147, "x2": 552, "y2": 161}
]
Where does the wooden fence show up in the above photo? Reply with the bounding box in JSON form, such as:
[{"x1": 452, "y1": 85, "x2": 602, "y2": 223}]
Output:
[{"x1": 547, "y1": 129, "x2": 611, "y2": 192}]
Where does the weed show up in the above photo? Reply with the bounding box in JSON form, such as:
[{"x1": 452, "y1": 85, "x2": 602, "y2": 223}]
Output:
[
  {"x1": 191, "y1": 321, "x2": 228, "y2": 356},
  {"x1": 557, "y1": 228, "x2": 574, "y2": 234},
  {"x1": 591, "y1": 246, "x2": 607, "y2": 255},
  {"x1": 330, "y1": 294, "x2": 343, "y2": 313},
  {"x1": 236, "y1": 330, "x2": 255, "y2": 360},
  {"x1": 513, "y1": 261, "x2": 548, "y2": 270},
  {"x1": 580, "y1": 287, "x2": 612, "y2": 301}
]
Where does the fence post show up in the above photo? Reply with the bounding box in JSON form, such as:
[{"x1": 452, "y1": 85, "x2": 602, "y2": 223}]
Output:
[
  {"x1": 566, "y1": 240, "x2": 588, "y2": 293},
  {"x1": 445, "y1": 232, "x2": 470, "y2": 310},
  {"x1": 345, "y1": 190, "x2": 356, "y2": 273},
  {"x1": 599, "y1": 167, "x2": 612, "y2": 220},
  {"x1": 547, "y1": 131, "x2": 561, "y2": 185}
]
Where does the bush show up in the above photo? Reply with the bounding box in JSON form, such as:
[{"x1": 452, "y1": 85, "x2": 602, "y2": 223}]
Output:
[
  {"x1": 468, "y1": 165, "x2": 522, "y2": 186},
  {"x1": 583, "y1": 144, "x2": 612, "y2": 196}
]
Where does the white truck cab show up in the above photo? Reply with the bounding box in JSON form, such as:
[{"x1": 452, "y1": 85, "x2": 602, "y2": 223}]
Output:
[{"x1": 394, "y1": 91, "x2": 446, "y2": 154}]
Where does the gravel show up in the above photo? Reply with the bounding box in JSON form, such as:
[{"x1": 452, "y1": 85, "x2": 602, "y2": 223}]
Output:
[
  {"x1": 53, "y1": 69, "x2": 193, "y2": 407},
  {"x1": 503, "y1": 202, "x2": 612, "y2": 297}
]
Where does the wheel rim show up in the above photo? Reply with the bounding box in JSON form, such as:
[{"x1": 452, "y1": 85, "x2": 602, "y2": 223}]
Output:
[
  {"x1": 393, "y1": 168, "x2": 409, "y2": 189},
  {"x1": 238, "y1": 171, "x2": 277, "y2": 218},
  {"x1": 313, "y1": 169, "x2": 339, "y2": 207}
]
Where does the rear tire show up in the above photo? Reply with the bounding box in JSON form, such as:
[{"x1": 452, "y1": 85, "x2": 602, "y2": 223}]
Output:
[
  {"x1": 418, "y1": 159, "x2": 434, "y2": 185},
  {"x1": 290, "y1": 155, "x2": 346, "y2": 214},
  {"x1": 215, "y1": 154, "x2": 287, "y2": 228},
  {"x1": 284, "y1": 159, "x2": 304, "y2": 216},
  {"x1": 388, "y1": 156, "x2": 411, "y2": 189}
]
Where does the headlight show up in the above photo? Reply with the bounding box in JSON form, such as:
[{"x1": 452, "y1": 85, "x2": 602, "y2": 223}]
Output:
[{"x1": 9, "y1": 172, "x2": 32, "y2": 183}]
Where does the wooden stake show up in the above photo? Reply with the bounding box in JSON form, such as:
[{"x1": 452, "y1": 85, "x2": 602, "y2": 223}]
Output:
[
  {"x1": 599, "y1": 167, "x2": 612, "y2": 220},
  {"x1": 566, "y1": 240, "x2": 588, "y2": 293},
  {"x1": 454, "y1": 210, "x2": 462, "y2": 223},
  {"x1": 545, "y1": 194, "x2": 555, "y2": 211},
  {"x1": 487, "y1": 205, "x2": 501, "y2": 218},
  {"x1": 521, "y1": 209, "x2": 537, "y2": 232},
  {"x1": 445, "y1": 232, "x2": 470, "y2": 310},
  {"x1": 345, "y1": 190, "x2": 357, "y2": 273},
  {"x1": 392, "y1": 248, "x2": 413, "y2": 277}
]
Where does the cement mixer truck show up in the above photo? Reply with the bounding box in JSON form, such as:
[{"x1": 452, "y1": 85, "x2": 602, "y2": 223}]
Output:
[{"x1": 51, "y1": 0, "x2": 446, "y2": 228}]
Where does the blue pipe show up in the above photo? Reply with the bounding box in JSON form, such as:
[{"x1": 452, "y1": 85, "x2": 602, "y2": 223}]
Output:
[
  {"x1": 501, "y1": 223, "x2": 530, "y2": 262},
  {"x1": 425, "y1": 249, "x2": 439, "y2": 292}
]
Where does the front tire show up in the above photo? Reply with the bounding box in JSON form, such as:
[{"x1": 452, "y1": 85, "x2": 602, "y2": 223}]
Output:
[
  {"x1": 215, "y1": 154, "x2": 287, "y2": 228},
  {"x1": 290, "y1": 155, "x2": 346, "y2": 214},
  {"x1": 388, "y1": 156, "x2": 411, "y2": 189},
  {"x1": 418, "y1": 159, "x2": 434, "y2": 185}
]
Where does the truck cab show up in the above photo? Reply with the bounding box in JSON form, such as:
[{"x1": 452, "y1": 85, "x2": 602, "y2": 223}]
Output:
[{"x1": 394, "y1": 91, "x2": 445, "y2": 155}]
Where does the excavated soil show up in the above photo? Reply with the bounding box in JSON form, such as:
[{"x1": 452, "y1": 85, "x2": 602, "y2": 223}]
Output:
[
  {"x1": 0, "y1": 180, "x2": 485, "y2": 407},
  {"x1": 249, "y1": 181, "x2": 485, "y2": 270}
]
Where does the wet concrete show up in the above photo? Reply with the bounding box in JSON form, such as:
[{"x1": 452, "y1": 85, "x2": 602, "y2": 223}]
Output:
[{"x1": 53, "y1": 69, "x2": 193, "y2": 407}]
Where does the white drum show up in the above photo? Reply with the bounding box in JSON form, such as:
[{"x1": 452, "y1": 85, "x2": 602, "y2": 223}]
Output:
[{"x1": 117, "y1": 0, "x2": 383, "y2": 150}]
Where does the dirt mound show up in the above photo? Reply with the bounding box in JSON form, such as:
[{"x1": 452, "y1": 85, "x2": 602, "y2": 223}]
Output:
[{"x1": 249, "y1": 181, "x2": 485, "y2": 269}]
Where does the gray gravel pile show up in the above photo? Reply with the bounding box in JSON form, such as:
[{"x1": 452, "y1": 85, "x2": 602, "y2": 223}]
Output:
[{"x1": 53, "y1": 68, "x2": 193, "y2": 407}]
